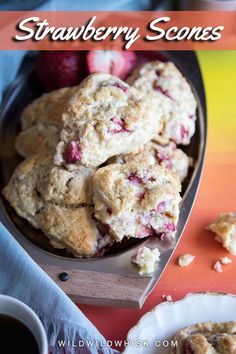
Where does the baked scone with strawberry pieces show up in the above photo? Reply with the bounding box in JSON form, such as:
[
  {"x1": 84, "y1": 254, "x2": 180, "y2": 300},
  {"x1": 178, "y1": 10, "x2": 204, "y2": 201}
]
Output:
[
  {"x1": 54, "y1": 73, "x2": 162, "y2": 169},
  {"x1": 171, "y1": 321, "x2": 236, "y2": 354},
  {"x1": 15, "y1": 124, "x2": 60, "y2": 158},
  {"x1": 2, "y1": 155, "x2": 111, "y2": 257},
  {"x1": 127, "y1": 61, "x2": 197, "y2": 145},
  {"x1": 109, "y1": 141, "x2": 191, "y2": 182},
  {"x1": 207, "y1": 212, "x2": 236, "y2": 255},
  {"x1": 15, "y1": 87, "x2": 76, "y2": 158},
  {"x1": 93, "y1": 162, "x2": 181, "y2": 241}
]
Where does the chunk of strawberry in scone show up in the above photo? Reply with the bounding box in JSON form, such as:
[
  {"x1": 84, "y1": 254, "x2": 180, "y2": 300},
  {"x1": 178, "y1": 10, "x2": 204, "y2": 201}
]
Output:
[
  {"x1": 127, "y1": 61, "x2": 197, "y2": 145},
  {"x1": 108, "y1": 141, "x2": 192, "y2": 183},
  {"x1": 54, "y1": 73, "x2": 162, "y2": 169},
  {"x1": 93, "y1": 162, "x2": 181, "y2": 241}
]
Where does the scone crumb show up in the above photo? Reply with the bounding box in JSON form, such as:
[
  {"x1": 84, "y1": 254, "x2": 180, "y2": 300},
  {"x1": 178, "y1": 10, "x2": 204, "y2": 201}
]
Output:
[
  {"x1": 162, "y1": 294, "x2": 173, "y2": 302},
  {"x1": 178, "y1": 253, "x2": 195, "y2": 267},
  {"x1": 220, "y1": 257, "x2": 232, "y2": 265},
  {"x1": 131, "y1": 246, "x2": 160, "y2": 275},
  {"x1": 213, "y1": 260, "x2": 223, "y2": 273}
]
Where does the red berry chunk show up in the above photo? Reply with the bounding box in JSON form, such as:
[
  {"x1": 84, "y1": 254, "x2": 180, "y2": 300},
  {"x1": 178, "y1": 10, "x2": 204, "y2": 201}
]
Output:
[
  {"x1": 180, "y1": 125, "x2": 189, "y2": 141},
  {"x1": 165, "y1": 222, "x2": 176, "y2": 232},
  {"x1": 63, "y1": 141, "x2": 82, "y2": 164},
  {"x1": 110, "y1": 117, "x2": 130, "y2": 133},
  {"x1": 128, "y1": 173, "x2": 143, "y2": 184},
  {"x1": 106, "y1": 208, "x2": 112, "y2": 215},
  {"x1": 152, "y1": 201, "x2": 166, "y2": 212},
  {"x1": 153, "y1": 83, "x2": 173, "y2": 100},
  {"x1": 113, "y1": 82, "x2": 128, "y2": 93}
]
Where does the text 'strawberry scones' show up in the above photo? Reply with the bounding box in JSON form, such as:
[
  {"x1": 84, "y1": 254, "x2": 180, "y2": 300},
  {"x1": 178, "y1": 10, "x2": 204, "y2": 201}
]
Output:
[
  {"x1": 15, "y1": 87, "x2": 76, "y2": 158},
  {"x1": 171, "y1": 322, "x2": 236, "y2": 354},
  {"x1": 207, "y1": 212, "x2": 236, "y2": 255},
  {"x1": 93, "y1": 163, "x2": 181, "y2": 241},
  {"x1": 2, "y1": 155, "x2": 110, "y2": 257},
  {"x1": 54, "y1": 73, "x2": 162, "y2": 169},
  {"x1": 109, "y1": 141, "x2": 191, "y2": 182},
  {"x1": 127, "y1": 61, "x2": 197, "y2": 145}
]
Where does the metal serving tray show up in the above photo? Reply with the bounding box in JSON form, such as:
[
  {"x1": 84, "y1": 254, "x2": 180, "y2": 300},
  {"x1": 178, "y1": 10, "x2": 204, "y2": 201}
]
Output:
[{"x1": 0, "y1": 51, "x2": 206, "y2": 308}]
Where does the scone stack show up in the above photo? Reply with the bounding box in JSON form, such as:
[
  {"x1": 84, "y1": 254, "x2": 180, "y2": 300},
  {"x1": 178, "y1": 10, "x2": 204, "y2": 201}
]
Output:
[{"x1": 3, "y1": 60, "x2": 197, "y2": 259}]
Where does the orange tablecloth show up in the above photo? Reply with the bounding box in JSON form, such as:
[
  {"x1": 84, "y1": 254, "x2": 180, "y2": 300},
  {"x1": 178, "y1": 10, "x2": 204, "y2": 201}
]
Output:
[{"x1": 79, "y1": 51, "x2": 236, "y2": 346}]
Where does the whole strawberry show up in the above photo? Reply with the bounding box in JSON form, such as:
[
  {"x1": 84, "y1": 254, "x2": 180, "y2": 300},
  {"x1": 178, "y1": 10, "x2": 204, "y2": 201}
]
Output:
[
  {"x1": 86, "y1": 50, "x2": 137, "y2": 80},
  {"x1": 36, "y1": 51, "x2": 81, "y2": 91}
]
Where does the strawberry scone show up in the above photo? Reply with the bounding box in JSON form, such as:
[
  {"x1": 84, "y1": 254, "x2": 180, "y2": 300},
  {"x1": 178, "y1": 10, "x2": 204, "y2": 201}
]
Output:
[
  {"x1": 93, "y1": 163, "x2": 181, "y2": 241},
  {"x1": 15, "y1": 87, "x2": 76, "y2": 158},
  {"x1": 2, "y1": 155, "x2": 111, "y2": 257},
  {"x1": 127, "y1": 61, "x2": 197, "y2": 145},
  {"x1": 54, "y1": 73, "x2": 162, "y2": 169},
  {"x1": 207, "y1": 212, "x2": 236, "y2": 255},
  {"x1": 109, "y1": 141, "x2": 191, "y2": 182},
  {"x1": 171, "y1": 322, "x2": 236, "y2": 354}
]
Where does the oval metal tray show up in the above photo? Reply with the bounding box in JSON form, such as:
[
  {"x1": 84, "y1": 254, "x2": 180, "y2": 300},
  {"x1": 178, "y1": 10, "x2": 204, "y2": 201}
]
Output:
[{"x1": 0, "y1": 51, "x2": 206, "y2": 308}]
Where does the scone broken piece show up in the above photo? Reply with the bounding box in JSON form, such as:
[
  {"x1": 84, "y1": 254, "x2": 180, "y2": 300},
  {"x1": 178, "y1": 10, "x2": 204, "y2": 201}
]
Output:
[
  {"x1": 171, "y1": 321, "x2": 236, "y2": 354},
  {"x1": 127, "y1": 60, "x2": 197, "y2": 145},
  {"x1": 54, "y1": 73, "x2": 162, "y2": 169},
  {"x1": 109, "y1": 141, "x2": 191, "y2": 182},
  {"x1": 2, "y1": 155, "x2": 111, "y2": 257},
  {"x1": 15, "y1": 87, "x2": 76, "y2": 158},
  {"x1": 131, "y1": 246, "x2": 160, "y2": 275},
  {"x1": 207, "y1": 213, "x2": 236, "y2": 255},
  {"x1": 93, "y1": 162, "x2": 181, "y2": 241},
  {"x1": 220, "y1": 257, "x2": 232, "y2": 265},
  {"x1": 178, "y1": 254, "x2": 195, "y2": 267}
]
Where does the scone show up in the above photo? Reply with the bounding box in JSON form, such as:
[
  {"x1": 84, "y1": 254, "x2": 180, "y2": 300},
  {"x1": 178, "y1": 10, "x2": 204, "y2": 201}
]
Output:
[
  {"x1": 207, "y1": 213, "x2": 236, "y2": 255},
  {"x1": 109, "y1": 141, "x2": 191, "y2": 182},
  {"x1": 54, "y1": 73, "x2": 162, "y2": 169},
  {"x1": 171, "y1": 321, "x2": 236, "y2": 354},
  {"x1": 127, "y1": 61, "x2": 197, "y2": 145},
  {"x1": 21, "y1": 86, "x2": 75, "y2": 130},
  {"x1": 93, "y1": 162, "x2": 181, "y2": 241},
  {"x1": 2, "y1": 155, "x2": 111, "y2": 257},
  {"x1": 15, "y1": 123, "x2": 60, "y2": 157},
  {"x1": 15, "y1": 87, "x2": 76, "y2": 158}
]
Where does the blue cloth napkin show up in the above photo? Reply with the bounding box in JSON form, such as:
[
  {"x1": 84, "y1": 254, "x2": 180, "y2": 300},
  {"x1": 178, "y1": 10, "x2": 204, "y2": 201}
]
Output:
[{"x1": 0, "y1": 222, "x2": 118, "y2": 354}]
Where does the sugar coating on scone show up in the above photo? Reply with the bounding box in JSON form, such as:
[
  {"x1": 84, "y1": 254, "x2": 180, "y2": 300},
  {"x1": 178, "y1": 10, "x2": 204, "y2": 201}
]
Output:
[
  {"x1": 109, "y1": 141, "x2": 191, "y2": 182},
  {"x1": 207, "y1": 212, "x2": 236, "y2": 255},
  {"x1": 93, "y1": 163, "x2": 181, "y2": 241},
  {"x1": 54, "y1": 73, "x2": 162, "y2": 169},
  {"x1": 15, "y1": 123, "x2": 60, "y2": 158},
  {"x1": 2, "y1": 155, "x2": 110, "y2": 257},
  {"x1": 21, "y1": 87, "x2": 76, "y2": 130},
  {"x1": 171, "y1": 321, "x2": 236, "y2": 354},
  {"x1": 127, "y1": 61, "x2": 197, "y2": 145},
  {"x1": 131, "y1": 246, "x2": 160, "y2": 275}
]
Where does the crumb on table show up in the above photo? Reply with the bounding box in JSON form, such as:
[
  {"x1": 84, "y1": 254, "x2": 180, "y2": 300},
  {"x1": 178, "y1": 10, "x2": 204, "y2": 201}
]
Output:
[{"x1": 178, "y1": 253, "x2": 195, "y2": 267}]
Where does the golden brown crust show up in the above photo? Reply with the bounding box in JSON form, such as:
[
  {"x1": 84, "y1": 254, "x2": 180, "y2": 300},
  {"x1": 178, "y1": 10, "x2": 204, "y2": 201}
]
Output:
[
  {"x1": 2, "y1": 155, "x2": 100, "y2": 257},
  {"x1": 36, "y1": 205, "x2": 98, "y2": 257},
  {"x1": 21, "y1": 87, "x2": 76, "y2": 130},
  {"x1": 15, "y1": 123, "x2": 60, "y2": 158},
  {"x1": 172, "y1": 321, "x2": 236, "y2": 354}
]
